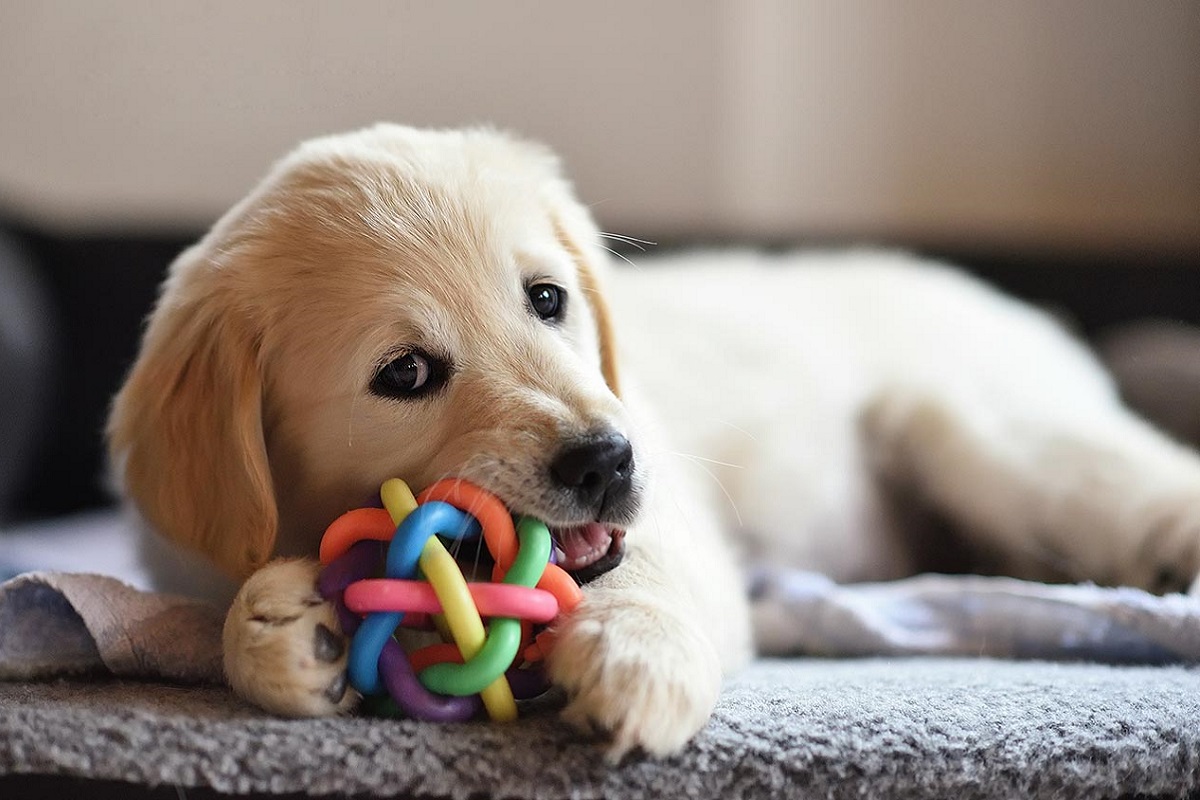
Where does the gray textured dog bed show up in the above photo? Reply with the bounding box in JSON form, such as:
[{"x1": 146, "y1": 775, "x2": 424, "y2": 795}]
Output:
[
  {"x1": 4, "y1": 658, "x2": 1200, "y2": 799},
  {"x1": 4, "y1": 562, "x2": 1200, "y2": 798}
]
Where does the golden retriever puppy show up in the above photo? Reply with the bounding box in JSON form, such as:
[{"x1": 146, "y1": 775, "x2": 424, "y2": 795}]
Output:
[
  {"x1": 108, "y1": 125, "x2": 749, "y2": 757},
  {"x1": 109, "y1": 124, "x2": 1200, "y2": 757}
]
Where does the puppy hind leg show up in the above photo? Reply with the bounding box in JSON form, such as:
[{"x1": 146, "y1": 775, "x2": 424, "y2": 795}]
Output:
[{"x1": 861, "y1": 386, "x2": 1200, "y2": 593}]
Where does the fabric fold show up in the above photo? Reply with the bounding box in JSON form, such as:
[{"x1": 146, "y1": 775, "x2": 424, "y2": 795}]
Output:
[
  {"x1": 750, "y1": 568, "x2": 1200, "y2": 662},
  {"x1": 0, "y1": 571, "x2": 223, "y2": 683}
]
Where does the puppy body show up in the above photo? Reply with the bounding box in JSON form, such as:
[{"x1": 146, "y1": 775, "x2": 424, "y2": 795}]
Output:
[
  {"x1": 111, "y1": 125, "x2": 1200, "y2": 757},
  {"x1": 610, "y1": 251, "x2": 1119, "y2": 585},
  {"x1": 619, "y1": 250, "x2": 1200, "y2": 613}
]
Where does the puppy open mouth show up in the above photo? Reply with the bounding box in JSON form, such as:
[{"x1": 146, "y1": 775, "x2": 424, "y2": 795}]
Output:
[{"x1": 549, "y1": 522, "x2": 627, "y2": 584}]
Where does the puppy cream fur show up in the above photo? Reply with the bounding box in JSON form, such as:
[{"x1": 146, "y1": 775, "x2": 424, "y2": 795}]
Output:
[{"x1": 109, "y1": 124, "x2": 1200, "y2": 757}]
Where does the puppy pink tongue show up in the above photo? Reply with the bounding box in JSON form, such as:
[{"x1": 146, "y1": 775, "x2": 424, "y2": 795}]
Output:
[{"x1": 554, "y1": 523, "x2": 614, "y2": 570}]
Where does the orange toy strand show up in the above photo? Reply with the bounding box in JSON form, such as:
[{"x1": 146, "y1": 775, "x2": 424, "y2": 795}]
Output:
[
  {"x1": 319, "y1": 507, "x2": 395, "y2": 565},
  {"x1": 543, "y1": 571, "x2": 583, "y2": 613}
]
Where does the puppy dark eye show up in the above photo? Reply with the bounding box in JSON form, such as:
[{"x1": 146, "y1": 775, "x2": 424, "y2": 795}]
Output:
[
  {"x1": 370, "y1": 351, "x2": 447, "y2": 399},
  {"x1": 528, "y1": 283, "x2": 565, "y2": 322}
]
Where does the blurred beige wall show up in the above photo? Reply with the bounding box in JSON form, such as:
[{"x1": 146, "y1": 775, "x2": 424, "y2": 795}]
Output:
[{"x1": 1, "y1": 1, "x2": 1197, "y2": 253}]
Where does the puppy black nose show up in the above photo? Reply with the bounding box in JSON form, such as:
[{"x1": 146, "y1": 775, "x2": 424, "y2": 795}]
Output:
[{"x1": 550, "y1": 432, "x2": 634, "y2": 513}]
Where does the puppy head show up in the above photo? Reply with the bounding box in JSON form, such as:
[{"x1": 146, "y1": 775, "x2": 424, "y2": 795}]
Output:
[{"x1": 108, "y1": 124, "x2": 638, "y2": 581}]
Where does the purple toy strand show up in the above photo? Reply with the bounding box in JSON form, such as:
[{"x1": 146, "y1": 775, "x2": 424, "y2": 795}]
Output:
[
  {"x1": 380, "y1": 639, "x2": 480, "y2": 721},
  {"x1": 505, "y1": 666, "x2": 550, "y2": 699},
  {"x1": 319, "y1": 540, "x2": 381, "y2": 636}
]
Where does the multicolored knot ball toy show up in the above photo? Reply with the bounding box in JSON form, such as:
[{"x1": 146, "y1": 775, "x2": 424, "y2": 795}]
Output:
[{"x1": 316, "y1": 478, "x2": 582, "y2": 722}]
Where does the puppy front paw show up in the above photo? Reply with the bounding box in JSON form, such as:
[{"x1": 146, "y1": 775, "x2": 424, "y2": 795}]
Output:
[
  {"x1": 223, "y1": 559, "x2": 357, "y2": 716},
  {"x1": 548, "y1": 589, "x2": 722, "y2": 760}
]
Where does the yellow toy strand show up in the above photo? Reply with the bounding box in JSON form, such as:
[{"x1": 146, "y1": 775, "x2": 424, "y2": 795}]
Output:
[
  {"x1": 380, "y1": 478, "x2": 419, "y2": 523},
  {"x1": 419, "y1": 540, "x2": 518, "y2": 720},
  {"x1": 380, "y1": 478, "x2": 517, "y2": 721}
]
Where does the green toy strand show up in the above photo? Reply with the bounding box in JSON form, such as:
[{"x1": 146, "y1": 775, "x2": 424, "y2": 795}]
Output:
[{"x1": 418, "y1": 517, "x2": 552, "y2": 696}]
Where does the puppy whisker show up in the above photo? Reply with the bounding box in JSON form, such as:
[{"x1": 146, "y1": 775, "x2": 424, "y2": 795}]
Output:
[
  {"x1": 469, "y1": 531, "x2": 486, "y2": 581},
  {"x1": 671, "y1": 453, "x2": 744, "y2": 528},
  {"x1": 422, "y1": 464, "x2": 477, "y2": 561},
  {"x1": 669, "y1": 451, "x2": 744, "y2": 470},
  {"x1": 602, "y1": 231, "x2": 656, "y2": 246},
  {"x1": 709, "y1": 418, "x2": 760, "y2": 444},
  {"x1": 347, "y1": 390, "x2": 360, "y2": 448},
  {"x1": 599, "y1": 231, "x2": 656, "y2": 252},
  {"x1": 598, "y1": 244, "x2": 639, "y2": 270}
]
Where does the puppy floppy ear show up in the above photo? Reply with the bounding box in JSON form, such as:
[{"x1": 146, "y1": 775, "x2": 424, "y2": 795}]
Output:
[
  {"x1": 574, "y1": 252, "x2": 621, "y2": 398},
  {"x1": 554, "y1": 217, "x2": 622, "y2": 398},
  {"x1": 107, "y1": 249, "x2": 277, "y2": 580}
]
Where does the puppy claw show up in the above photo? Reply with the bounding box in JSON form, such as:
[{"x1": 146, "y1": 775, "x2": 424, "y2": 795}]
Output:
[
  {"x1": 325, "y1": 671, "x2": 349, "y2": 704},
  {"x1": 314, "y1": 623, "x2": 345, "y2": 663},
  {"x1": 559, "y1": 701, "x2": 597, "y2": 736},
  {"x1": 604, "y1": 721, "x2": 645, "y2": 764}
]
